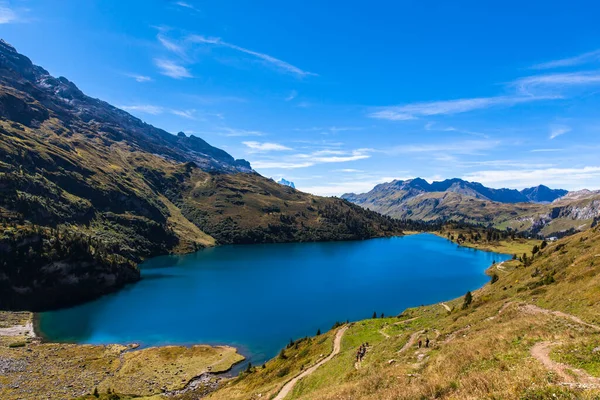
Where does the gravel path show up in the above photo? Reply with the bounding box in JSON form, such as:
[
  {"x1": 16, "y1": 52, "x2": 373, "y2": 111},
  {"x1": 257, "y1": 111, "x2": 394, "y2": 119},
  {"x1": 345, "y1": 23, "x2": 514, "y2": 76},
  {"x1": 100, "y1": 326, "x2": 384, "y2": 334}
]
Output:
[{"x1": 274, "y1": 326, "x2": 348, "y2": 400}]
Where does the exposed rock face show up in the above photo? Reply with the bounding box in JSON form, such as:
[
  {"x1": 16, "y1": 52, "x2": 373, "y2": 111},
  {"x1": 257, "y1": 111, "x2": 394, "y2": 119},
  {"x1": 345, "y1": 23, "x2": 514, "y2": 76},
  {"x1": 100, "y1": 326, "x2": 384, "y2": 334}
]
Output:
[{"x1": 557, "y1": 189, "x2": 600, "y2": 202}]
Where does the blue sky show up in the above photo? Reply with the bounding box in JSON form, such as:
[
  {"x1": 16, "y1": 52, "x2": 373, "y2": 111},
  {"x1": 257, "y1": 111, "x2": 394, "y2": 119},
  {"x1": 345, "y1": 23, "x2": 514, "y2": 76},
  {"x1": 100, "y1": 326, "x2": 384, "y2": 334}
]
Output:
[{"x1": 2, "y1": 0, "x2": 600, "y2": 195}]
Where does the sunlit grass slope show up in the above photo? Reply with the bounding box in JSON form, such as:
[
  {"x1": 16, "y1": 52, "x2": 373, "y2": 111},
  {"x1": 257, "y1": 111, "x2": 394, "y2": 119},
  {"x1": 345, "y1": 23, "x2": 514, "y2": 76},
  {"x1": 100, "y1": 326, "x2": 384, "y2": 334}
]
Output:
[{"x1": 207, "y1": 225, "x2": 600, "y2": 400}]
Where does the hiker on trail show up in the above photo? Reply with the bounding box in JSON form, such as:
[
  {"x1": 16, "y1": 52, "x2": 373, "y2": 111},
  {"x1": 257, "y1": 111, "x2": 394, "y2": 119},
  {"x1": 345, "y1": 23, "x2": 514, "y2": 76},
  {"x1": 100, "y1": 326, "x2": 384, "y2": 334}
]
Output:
[
  {"x1": 418, "y1": 340, "x2": 422, "y2": 348},
  {"x1": 356, "y1": 344, "x2": 366, "y2": 362},
  {"x1": 425, "y1": 337, "x2": 430, "y2": 348}
]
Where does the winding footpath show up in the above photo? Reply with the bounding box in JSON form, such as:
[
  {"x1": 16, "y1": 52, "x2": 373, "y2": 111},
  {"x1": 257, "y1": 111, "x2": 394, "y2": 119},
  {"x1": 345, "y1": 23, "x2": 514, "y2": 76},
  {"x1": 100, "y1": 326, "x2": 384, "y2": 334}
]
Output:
[
  {"x1": 378, "y1": 317, "x2": 420, "y2": 340},
  {"x1": 398, "y1": 330, "x2": 425, "y2": 354},
  {"x1": 271, "y1": 303, "x2": 600, "y2": 398},
  {"x1": 273, "y1": 325, "x2": 348, "y2": 400},
  {"x1": 520, "y1": 303, "x2": 600, "y2": 389},
  {"x1": 531, "y1": 342, "x2": 600, "y2": 389}
]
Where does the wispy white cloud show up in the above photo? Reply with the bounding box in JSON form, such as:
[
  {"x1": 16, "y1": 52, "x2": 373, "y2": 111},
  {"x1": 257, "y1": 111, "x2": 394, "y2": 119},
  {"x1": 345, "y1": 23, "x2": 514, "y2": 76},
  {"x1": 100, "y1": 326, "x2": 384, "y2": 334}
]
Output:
[
  {"x1": 294, "y1": 149, "x2": 371, "y2": 163},
  {"x1": 460, "y1": 160, "x2": 556, "y2": 169},
  {"x1": 514, "y1": 71, "x2": 600, "y2": 95},
  {"x1": 154, "y1": 59, "x2": 192, "y2": 79},
  {"x1": 549, "y1": 125, "x2": 571, "y2": 139},
  {"x1": 292, "y1": 139, "x2": 344, "y2": 147},
  {"x1": 371, "y1": 68, "x2": 600, "y2": 122},
  {"x1": 285, "y1": 90, "x2": 298, "y2": 101},
  {"x1": 170, "y1": 109, "x2": 196, "y2": 119},
  {"x1": 530, "y1": 148, "x2": 564, "y2": 153},
  {"x1": 157, "y1": 34, "x2": 186, "y2": 57},
  {"x1": 174, "y1": 1, "x2": 199, "y2": 11},
  {"x1": 252, "y1": 148, "x2": 372, "y2": 170},
  {"x1": 125, "y1": 73, "x2": 153, "y2": 83},
  {"x1": 299, "y1": 176, "x2": 397, "y2": 197},
  {"x1": 463, "y1": 166, "x2": 600, "y2": 190},
  {"x1": 243, "y1": 141, "x2": 292, "y2": 152},
  {"x1": 0, "y1": 4, "x2": 18, "y2": 24},
  {"x1": 335, "y1": 169, "x2": 363, "y2": 173},
  {"x1": 120, "y1": 104, "x2": 196, "y2": 119},
  {"x1": 370, "y1": 95, "x2": 552, "y2": 121},
  {"x1": 531, "y1": 50, "x2": 600, "y2": 70},
  {"x1": 252, "y1": 161, "x2": 315, "y2": 169},
  {"x1": 424, "y1": 122, "x2": 489, "y2": 138},
  {"x1": 220, "y1": 127, "x2": 266, "y2": 137},
  {"x1": 384, "y1": 140, "x2": 499, "y2": 155},
  {"x1": 120, "y1": 104, "x2": 164, "y2": 115},
  {"x1": 294, "y1": 126, "x2": 363, "y2": 135},
  {"x1": 185, "y1": 94, "x2": 246, "y2": 105},
  {"x1": 187, "y1": 35, "x2": 316, "y2": 77}
]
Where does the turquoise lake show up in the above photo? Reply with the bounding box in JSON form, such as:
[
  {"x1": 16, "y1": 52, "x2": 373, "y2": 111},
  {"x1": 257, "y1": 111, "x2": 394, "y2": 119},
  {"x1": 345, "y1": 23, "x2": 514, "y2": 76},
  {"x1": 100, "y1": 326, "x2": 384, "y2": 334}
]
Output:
[{"x1": 39, "y1": 234, "x2": 510, "y2": 366}]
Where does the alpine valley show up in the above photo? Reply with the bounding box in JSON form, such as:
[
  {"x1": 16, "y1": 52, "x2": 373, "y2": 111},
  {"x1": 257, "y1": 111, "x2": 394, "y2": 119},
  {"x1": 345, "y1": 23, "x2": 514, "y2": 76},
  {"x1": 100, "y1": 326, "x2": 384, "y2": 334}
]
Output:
[
  {"x1": 2, "y1": 11, "x2": 600, "y2": 400},
  {"x1": 0, "y1": 40, "x2": 404, "y2": 311}
]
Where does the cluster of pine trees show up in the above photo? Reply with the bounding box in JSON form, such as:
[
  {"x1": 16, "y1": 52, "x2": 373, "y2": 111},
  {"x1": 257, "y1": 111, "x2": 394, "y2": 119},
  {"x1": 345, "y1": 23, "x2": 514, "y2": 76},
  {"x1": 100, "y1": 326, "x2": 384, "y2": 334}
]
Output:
[{"x1": 0, "y1": 220, "x2": 137, "y2": 310}]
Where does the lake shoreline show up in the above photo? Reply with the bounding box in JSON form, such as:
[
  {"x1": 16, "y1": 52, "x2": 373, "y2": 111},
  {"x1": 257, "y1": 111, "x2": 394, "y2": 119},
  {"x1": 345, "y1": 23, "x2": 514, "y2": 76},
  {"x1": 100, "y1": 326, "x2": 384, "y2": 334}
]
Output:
[
  {"x1": 34, "y1": 232, "x2": 508, "y2": 363},
  {"x1": 0, "y1": 232, "x2": 512, "y2": 399},
  {"x1": 0, "y1": 312, "x2": 36, "y2": 338}
]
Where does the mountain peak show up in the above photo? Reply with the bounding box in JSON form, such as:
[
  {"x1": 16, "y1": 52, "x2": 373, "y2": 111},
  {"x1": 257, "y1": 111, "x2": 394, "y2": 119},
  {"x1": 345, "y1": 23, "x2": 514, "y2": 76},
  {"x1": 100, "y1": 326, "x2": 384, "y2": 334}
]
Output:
[
  {"x1": 521, "y1": 185, "x2": 568, "y2": 203},
  {"x1": 0, "y1": 40, "x2": 252, "y2": 174},
  {"x1": 0, "y1": 39, "x2": 17, "y2": 53},
  {"x1": 277, "y1": 178, "x2": 296, "y2": 189}
]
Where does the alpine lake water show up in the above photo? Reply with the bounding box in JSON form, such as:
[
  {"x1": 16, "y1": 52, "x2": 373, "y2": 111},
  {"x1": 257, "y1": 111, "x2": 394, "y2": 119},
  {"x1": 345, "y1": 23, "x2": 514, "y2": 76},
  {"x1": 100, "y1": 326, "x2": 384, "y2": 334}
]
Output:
[{"x1": 39, "y1": 234, "x2": 511, "y2": 367}]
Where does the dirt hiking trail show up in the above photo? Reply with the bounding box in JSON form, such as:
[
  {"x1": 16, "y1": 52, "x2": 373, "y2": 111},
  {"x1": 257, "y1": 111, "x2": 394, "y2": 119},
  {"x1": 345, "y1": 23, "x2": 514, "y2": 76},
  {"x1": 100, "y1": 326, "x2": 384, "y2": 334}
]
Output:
[{"x1": 274, "y1": 325, "x2": 348, "y2": 400}]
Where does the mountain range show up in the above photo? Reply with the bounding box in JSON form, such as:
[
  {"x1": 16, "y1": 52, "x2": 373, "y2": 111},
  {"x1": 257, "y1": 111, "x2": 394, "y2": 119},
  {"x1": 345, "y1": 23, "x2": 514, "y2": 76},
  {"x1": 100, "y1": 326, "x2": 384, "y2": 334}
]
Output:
[
  {"x1": 0, "y1": 40, "x2": 403, "y2": 310},
  {"x1": 342, "y1": 178, "x2": 600, "y2": 236},
  {"x1": 343, "y1": 178, "x2": 568, "y2": 205}
]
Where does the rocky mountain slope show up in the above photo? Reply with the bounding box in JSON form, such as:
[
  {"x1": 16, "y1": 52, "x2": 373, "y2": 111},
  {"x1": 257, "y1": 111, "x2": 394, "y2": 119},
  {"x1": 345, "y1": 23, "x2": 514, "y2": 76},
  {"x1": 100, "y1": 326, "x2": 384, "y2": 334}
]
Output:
[
  {"x1": 342, "y1": 178, "x2": 599, "y2": 237},
  {"x1": 0, "y1": 40, "x2": 404, "y2": 311},
  {"x1": 522, "y1": 185, "x2": 568, "y2": 203}
]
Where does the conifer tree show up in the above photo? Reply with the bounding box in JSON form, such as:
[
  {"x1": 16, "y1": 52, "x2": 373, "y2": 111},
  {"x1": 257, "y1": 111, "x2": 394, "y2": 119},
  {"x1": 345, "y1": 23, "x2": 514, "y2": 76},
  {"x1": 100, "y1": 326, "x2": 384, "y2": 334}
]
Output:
[{"x1": 462, "y1": 291, "x2": 473, "y2": 309}]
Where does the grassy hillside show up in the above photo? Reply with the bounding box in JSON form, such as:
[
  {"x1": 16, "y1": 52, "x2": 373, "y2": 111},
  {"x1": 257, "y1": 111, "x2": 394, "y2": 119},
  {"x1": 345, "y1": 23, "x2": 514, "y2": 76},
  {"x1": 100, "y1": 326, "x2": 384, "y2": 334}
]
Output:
[
  {"x1": 203, "y1": 225, "x2": 600, "y2": 400},
  {"x1": 435, "y1": 224, "x2": 543, "y2": 255}
]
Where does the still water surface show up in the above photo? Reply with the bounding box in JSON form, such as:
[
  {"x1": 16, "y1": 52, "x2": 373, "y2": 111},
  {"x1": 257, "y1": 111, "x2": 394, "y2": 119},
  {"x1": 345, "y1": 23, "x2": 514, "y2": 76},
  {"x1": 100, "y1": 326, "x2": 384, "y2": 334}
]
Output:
[{"x1": 39, "y1": 234, "x2": 510, "y2": 365}]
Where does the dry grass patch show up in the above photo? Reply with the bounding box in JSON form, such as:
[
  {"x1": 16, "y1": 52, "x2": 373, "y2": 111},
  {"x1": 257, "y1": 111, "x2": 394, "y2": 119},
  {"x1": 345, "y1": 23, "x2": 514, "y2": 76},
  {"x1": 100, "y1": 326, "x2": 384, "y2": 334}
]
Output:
[{"x1": 0, "y1": 339, "x2": 242, "y2": 400}]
